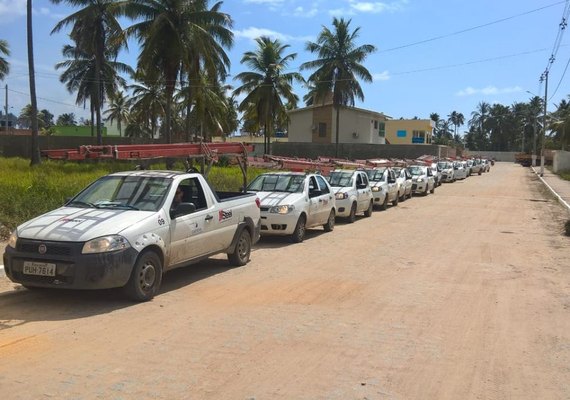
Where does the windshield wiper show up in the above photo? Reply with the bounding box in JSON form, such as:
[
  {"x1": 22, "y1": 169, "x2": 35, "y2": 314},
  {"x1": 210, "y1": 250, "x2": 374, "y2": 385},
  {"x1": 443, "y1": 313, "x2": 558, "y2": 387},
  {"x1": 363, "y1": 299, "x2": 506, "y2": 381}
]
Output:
[
  {"x1": 67, "y1": 200, "x2": 97, "y2": 208},
  {"x1": 96, "y1": 202, "x2": 140, "y2": 210}
]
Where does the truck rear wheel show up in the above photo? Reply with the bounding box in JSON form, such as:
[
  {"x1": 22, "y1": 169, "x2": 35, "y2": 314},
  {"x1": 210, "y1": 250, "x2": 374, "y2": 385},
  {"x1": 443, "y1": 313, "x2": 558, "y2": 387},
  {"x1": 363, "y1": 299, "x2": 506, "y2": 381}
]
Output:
[
  {"x1": 228, "y1": 229, "x2": 251, "y2": 266},
  {"x1": 291, "y1": 215, "x2": 306, "y2": 243},
  {"x1": 124, "y1": 250, "x2": 163, "y2": 302},
  {"x1": 323, "y1": 210, "x2": 335, "y2": 232}
]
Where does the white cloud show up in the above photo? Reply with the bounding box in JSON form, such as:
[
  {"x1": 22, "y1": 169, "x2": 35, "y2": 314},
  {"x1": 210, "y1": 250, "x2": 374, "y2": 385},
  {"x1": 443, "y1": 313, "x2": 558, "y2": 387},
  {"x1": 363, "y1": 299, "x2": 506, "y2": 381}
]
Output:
[
  {"x1": 456, "y1": 86, "x2": 523, "y2": 97},
  {"x1": 234, "y1": 27, "x2": 312, "y2": 42},
  {"x1": 373, "y1": 71, "x2": 390, "y2": 81},
  {"x1": 0, "y1": 0, "x2": 26, "y2": 23},
  {"x1": 292, "y1": 6, "x2": 318, "y2": 18},
  {"x1": 329, "y1": 0, "x2": 407, "y2": 17}
]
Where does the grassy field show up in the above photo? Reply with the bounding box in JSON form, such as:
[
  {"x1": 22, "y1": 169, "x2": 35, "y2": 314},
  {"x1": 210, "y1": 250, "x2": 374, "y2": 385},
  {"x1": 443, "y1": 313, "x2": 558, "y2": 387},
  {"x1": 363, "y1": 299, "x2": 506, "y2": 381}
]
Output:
[{"x1": 0, "y1": 157, "x2": 270, "y2": 239}]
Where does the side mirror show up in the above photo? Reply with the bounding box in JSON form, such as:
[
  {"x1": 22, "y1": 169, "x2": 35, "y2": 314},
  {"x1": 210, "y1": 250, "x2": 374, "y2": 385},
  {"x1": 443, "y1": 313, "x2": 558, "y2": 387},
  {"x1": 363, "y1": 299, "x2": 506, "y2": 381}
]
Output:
[{"x1": 170, "y1": 202, "x2": 196, "y2": 219}]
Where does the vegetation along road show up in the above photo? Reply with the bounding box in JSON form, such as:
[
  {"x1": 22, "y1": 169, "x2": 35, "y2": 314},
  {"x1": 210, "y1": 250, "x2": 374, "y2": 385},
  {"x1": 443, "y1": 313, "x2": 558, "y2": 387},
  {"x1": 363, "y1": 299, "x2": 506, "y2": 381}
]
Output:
[{"x1": 0, "y1": 163, "x2": 569, "y2": 399}]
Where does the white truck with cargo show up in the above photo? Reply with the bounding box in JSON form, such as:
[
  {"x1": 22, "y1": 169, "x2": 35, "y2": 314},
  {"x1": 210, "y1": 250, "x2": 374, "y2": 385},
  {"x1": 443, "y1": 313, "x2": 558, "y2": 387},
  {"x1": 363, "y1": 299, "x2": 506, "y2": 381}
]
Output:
[
  {"x1": 247, "y1": 172, "x2": 336, "y2": 243},
  {"x1": 3, "y1": 170, "x2": 261, "y2": 301},
  {"x1": 327, "y1": 169, "x2": 373, "y2": 222},
  {"x1": 365, "y1": 167, "x2": 400, "y2": 210}
]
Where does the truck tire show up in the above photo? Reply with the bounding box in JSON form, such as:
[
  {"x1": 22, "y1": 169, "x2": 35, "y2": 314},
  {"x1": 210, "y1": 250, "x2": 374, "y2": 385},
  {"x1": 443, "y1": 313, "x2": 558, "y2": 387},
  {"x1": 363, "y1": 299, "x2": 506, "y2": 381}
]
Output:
[
  {"x1": 430, "y1": 185, "x2": 435, "y2": 194},
  {"x1": 124, "y1": 250, "x2": 163, "y2": 302},
  {"x1": 227, "y1": 229, "x2": 252, "y2": 266},
  {"x1": 392, "y1": 194, "x2": 399, "y2": 206},
  {"x1": 291, "y1": 215, "x2": 306, "y2": 243},
  {"x1": 380, "y1": 195, "x2": 388, "y2": 211},
  {"x1": 364, "y1": 200, "x2": 373, "y2": 217},
  {"x1": 348, "y1": 202, "x2": 357, "y2": 223},
  {"x1": 323, "y1": 209, "x2": 335, "y2": 232},
  {"x1": 399, "y1": 190, "x2": 405, "y2": 202}
]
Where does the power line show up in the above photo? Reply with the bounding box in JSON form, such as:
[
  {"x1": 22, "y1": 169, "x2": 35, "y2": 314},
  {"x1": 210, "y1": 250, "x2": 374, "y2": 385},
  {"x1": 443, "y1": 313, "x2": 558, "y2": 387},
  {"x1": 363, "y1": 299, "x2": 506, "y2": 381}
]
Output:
[{"x1": 379, "y1": 1, "x2": 567, "y2": 53}]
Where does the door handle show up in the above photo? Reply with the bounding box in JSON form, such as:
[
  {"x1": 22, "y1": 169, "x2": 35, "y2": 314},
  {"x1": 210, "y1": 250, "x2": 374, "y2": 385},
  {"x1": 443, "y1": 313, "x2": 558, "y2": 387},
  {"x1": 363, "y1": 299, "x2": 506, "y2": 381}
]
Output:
[{"x1": 205, "y1": 214, "x2": 213, "y2": 221}]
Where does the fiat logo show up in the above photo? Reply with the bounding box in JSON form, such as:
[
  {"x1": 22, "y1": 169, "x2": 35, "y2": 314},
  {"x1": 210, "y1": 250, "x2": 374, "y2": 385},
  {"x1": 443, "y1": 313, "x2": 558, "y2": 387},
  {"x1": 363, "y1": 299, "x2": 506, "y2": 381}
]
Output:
[{"x1": 38, "y1": 244, "x2": 47, "y2": 254}]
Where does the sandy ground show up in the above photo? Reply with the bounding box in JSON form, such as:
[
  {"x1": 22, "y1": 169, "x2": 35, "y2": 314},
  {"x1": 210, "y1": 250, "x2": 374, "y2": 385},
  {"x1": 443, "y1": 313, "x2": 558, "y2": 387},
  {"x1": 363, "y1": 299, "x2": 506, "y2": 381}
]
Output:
[{"x1": 0, "y1": 163, "x2": 569, "y2": 400}]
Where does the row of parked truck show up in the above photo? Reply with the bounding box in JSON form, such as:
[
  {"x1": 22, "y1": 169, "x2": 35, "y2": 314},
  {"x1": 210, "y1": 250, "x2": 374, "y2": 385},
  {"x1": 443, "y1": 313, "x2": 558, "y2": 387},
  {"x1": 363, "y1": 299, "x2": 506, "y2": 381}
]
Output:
[{"x1": 2, "y1": 153, "x2": 491, "y2": 302}]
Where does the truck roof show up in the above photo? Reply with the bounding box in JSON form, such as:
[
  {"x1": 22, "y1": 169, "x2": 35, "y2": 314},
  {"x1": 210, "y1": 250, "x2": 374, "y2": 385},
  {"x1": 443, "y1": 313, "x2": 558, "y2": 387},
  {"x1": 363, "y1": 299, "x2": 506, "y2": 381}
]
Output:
[{"x1": 107, "y1": 170, "x2": 188, "y2": 179}]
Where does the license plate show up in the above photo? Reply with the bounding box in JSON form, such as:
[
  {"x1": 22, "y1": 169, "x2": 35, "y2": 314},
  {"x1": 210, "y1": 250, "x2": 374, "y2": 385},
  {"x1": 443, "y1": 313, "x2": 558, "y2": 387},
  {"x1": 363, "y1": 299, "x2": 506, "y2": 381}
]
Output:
[{"x1": 23, "y1": 261, "x2": 56, "y2": 277}]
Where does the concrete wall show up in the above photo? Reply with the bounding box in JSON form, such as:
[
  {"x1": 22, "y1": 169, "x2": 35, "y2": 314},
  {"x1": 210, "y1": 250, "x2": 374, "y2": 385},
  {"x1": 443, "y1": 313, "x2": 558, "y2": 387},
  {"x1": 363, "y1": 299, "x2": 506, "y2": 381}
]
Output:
[
  {"x1": 288, "y1": 108, "x2": 314, "y2": 143},
  {"x1": 462, "y1": 151, "x2": 517, "y2": 162},
  {"x1": 553, "y1": 150, "x2": 570, "y2": 172},
  {"x1": 272, "y1": 142, "x2": 455, "y2": 160},
  {"x1": 0, "y1": 134, "x2": 155, "y2": 158},
  {"x1": 337, "y1": 108, "x2": 386, "y2": 145}
]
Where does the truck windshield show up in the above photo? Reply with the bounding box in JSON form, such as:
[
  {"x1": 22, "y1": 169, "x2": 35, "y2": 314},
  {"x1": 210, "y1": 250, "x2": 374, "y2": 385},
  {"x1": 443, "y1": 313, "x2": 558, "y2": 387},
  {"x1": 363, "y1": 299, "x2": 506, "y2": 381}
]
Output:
[
  {"x1": 247, "y1": 174, "x2": 305, "y2": 193},
  {"x1": 408, "y1": 166, "x2": 425, "y2": 176},
  {"x1": 69, "y1": 176, "x2": 171, "y2": 212},
  {"x1": 327, "y1": 172, "x2": 353, "y2": 187},
  {"x1": 365, "y1": 168, "x2": 386, "y2": 181}
]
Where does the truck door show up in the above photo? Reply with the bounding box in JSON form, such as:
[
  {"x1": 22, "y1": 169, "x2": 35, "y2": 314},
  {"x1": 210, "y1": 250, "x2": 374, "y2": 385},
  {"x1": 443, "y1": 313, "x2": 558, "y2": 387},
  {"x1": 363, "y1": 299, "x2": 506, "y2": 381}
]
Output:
[
  {"x1": 307, "y1": 176, "x2": 321, "y2": 226},
  {"x1": 169, "y1": 178, "x2": 224, "y2": 265},
  {"x1": 315, "y1": 175, "x2": 333, "y2": 224},
  {"x1": 356, "y1": 172, "x2": 370, "y2": 212}
]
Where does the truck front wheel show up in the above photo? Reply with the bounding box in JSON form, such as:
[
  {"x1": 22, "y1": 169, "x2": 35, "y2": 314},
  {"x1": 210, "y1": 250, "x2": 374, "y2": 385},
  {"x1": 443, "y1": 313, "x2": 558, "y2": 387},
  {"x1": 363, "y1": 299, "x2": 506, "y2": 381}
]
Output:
[
  {"x1": 291, "y1": 215, "x2": 306, "y2": 243},
  {"x1": 228, "y1": 229, "x2": 251, "y2": 266},
  {"x1": 124, "y1": 250, "x2": 163, "y2": 302}
]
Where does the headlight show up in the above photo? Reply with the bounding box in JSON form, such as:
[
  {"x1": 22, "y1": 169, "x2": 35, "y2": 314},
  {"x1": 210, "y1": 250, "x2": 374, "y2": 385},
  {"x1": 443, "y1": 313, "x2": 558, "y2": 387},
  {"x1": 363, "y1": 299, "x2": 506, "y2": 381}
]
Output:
[
  {"x1": 269, "y1": 205, "x2": 294, "y2": 214},
  {"x1": 82, "y1": 235, "x2": 131, "y2": 254},
  {"x1": 335, "y1": 192, "x2": 348, "y2": 200},
  {"x1": 8, "y1": 230, "x2": 18, "y2": 248},
  {"x1": 371, "y1": 186, "x2": 381, "y2": 192}
]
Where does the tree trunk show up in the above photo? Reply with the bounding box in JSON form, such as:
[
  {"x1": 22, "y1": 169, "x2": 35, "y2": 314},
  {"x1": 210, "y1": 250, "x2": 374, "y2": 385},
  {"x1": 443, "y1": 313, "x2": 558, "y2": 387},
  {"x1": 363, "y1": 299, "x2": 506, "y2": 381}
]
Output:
[
  {"x1": 27, "y1": 0, "x2": 41, "y2": 166},
  {"x1": 335, "y1": 105, "x2": 340, "y2": 158}
]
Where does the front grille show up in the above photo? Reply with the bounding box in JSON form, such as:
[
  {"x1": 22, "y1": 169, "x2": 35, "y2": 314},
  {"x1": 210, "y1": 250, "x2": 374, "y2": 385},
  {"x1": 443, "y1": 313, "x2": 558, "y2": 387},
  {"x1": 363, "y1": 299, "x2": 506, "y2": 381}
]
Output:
[{"x1": 18, "y1": 242, "x2": 73, "y2": 256}]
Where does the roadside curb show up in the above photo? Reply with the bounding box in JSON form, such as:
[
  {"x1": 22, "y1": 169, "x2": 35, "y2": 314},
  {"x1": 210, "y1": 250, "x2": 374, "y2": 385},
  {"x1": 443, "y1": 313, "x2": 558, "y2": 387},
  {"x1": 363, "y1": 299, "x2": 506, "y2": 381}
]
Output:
[{"x1": 532, "y1": 167, "x2": 570, "y2": 213}]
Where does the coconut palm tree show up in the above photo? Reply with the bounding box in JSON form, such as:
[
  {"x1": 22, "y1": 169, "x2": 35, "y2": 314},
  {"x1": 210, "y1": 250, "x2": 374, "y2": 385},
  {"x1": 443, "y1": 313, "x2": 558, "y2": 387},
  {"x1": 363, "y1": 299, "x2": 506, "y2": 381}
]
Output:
[
  {"x1": 234, "y1": 36, "x2": 303, "y2": 154},
  {"x1": 51, "y1": 0, "x2": 127, "y2": 145},
  {"x1": 127, "y1": 76, "x2": 166, "y2": 139},
  {"x1": 123, "y1": 0, "x2": 233, "y2": 144},
  {"x1": 104, "y1": 91, "x2": 129, "y2": 136},
  {"x1": 469, "y1": 101, "x2": 491, "y2": 150},
  {"x1": 56, "y1": 44, "x2": 133, "y2": 137},
  {"x1": 0, "y1": 39, "x2": 10, "y2": 80},
  {"x1": 448, "y1": 111, "x2": 464, "y2": 138},
  {"x1": 300, "y1": 17, "x2": 376, "y2": 157}
]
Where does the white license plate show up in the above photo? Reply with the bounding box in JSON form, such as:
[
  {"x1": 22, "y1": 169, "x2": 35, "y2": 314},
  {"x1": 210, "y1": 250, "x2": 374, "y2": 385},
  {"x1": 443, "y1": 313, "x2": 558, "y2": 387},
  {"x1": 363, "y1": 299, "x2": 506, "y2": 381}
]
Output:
[{"x1": 23, "y1": 261, "x2": 56, "y2": 277}]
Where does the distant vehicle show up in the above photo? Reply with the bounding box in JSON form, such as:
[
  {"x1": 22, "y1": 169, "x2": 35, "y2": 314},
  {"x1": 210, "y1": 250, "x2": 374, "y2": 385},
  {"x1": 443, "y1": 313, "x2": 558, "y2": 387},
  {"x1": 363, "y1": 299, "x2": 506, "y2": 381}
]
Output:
[
  {"x1": 409, "y1": 165, "x2": 436, "y2": 195},
  {"x1": 327, "y1": 169, "x2": 373, "y2": 222},
  {"x1": 247, "y1": 172, "x2": 336, "y2": 243},
  {"x1": 393, "y1": 167, "x2": 413, "y2": 201},
  {"x1": 481, "y1": 159, "x2": 491, "y2": 172},
  {"x1": 430, "y1": 163, "x2": 443, "y2": 187},
  {"x1": 365, "y1": 167, "x2": 399, "y2": 210},
  {"x1": 453, "y1": 161, "x2": 468, "y2": 180},
  {"x1": 437, "y1": 161, "x2": 455, "y2": 183}
]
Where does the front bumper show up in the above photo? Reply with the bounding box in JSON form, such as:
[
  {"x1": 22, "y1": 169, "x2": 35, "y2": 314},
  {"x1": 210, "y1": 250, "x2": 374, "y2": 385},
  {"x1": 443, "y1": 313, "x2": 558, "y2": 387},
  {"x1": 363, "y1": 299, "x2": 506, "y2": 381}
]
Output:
[
  {"x1": 441, "y1": 174, "x2": 454, "y2": 182},
  {"x1": 412, "y1": 181, "x2": 427, "y2": 192},
  {"x1": 335, "y1": 198, "x2": 354, "y2": 217},
  {"x1": 259, "y1": 211, "x2": 299, "y2": 236},
  {"x1": 3, "y1": 238, "x2": 139, "y2": 290}
]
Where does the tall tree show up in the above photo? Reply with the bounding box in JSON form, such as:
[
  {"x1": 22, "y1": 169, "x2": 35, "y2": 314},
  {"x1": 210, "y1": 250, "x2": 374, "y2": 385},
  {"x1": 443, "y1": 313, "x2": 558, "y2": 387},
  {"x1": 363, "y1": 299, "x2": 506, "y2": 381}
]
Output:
[
  {"x1": 234, "y1": 36, "x2": 302, "y2": 154},
  {"x1": 127, "y1": 74, "x2": 166, "y2": 139},
  {"x1": 124, "y1": 0, "x2": 233, "y2": 145},
  {"x1": 104, "y1": 90, "x2": 129, "y2": 136},
  {"x1": 27, "y1": 0, "x2": 41, "y2": 165},
  {"x1": 51, "y1": 0, "x2": 127, "y2": 145},
  {"x1": 448, "y1": 111, "x2": 464, "y2": 138},
  {"x1": 300, "y1": 17, "x2": 376, "y2": 157},
  {"x1": 56, "y1": 113, "x2": 77, "y2": 126},
  {"x1": 0, "y1": 39, "x2": 10, "y2": 80},
  {"x1": 469, "y1": 101, "x2": 491, "y2": 150}
]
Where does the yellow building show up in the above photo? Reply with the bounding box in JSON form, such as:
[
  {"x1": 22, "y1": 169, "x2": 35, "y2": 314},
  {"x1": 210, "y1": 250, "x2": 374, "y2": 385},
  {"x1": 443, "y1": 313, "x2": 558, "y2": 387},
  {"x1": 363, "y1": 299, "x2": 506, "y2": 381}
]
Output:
[{"x1": 385, "y1": 119, "x2": 434, "y2": 145}]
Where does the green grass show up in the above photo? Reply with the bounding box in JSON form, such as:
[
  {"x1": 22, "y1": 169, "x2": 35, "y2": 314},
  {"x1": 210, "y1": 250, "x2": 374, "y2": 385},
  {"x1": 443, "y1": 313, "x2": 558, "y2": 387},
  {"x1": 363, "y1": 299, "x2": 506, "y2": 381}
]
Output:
[
  {"x1": 558, "y1": 171, "x2": 570, "y2": 181},
  {"x1": 0, "y1": 157, "x2": 270, "y2": 238}
]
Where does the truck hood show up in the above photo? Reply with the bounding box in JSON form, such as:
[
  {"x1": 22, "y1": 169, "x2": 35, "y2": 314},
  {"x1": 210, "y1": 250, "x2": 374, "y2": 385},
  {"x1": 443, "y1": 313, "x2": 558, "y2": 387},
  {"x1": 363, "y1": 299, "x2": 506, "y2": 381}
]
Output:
[
  {"x1": 370, "y1": 181, "x2": 387, "y2": 189},
  {"x1": 256, "y1": 191, "x2": 304, "y2": 206},
  {"x1": 17, "y1": 206, "x2": 155, "y2": 242}
]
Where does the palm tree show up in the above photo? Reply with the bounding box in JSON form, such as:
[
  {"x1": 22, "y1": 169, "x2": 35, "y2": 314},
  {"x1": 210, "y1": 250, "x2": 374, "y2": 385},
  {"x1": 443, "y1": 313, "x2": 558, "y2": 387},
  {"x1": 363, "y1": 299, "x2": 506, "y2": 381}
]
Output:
[
  {"x1": 56, "y1": 113, "x2": 77, "y2": 126},
  {"x1": 551, "y1": 98, "x2": 570, "y2": 150},
  {"x1": 469, "y1": 101, "x2": 491, "y2": 150},
  {"x1": 300, "y1": 17, "x2": 376, "y2": 157},
  {"x1": 104, "y1": 91, "x2": 129, "y2": 136},
  {"x1": 234, "y1": 36, "x2": 303, "y2": 154},
  {"x1": 124, "y1": 0, "x2": 233, "y2": 145},
  {"x1": 51, "y1": 0, "x2": 127, "y2": 145},
  {"x1": 0, "y1": 39, "x2": 10, "y2": 80},
  {"x1": 27, "y1": 0, "x2": 41, "y2": 165},
  {"x1": 127, "y1": 75, "x2": 166, "y2": 139},
  {"x1": 448, "y1": 111, "x2": 464, "y2": 138},
  {"x1": 56, "y1": 44, "x2": 132, "y2": 136}
]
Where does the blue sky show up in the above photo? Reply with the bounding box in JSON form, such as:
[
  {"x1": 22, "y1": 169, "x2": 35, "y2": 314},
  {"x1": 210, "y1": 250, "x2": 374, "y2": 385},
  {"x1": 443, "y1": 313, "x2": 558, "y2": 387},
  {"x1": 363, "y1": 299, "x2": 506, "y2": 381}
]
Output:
[{"x1": 0, "y1": 0, "x2": 567, "y2": 134}]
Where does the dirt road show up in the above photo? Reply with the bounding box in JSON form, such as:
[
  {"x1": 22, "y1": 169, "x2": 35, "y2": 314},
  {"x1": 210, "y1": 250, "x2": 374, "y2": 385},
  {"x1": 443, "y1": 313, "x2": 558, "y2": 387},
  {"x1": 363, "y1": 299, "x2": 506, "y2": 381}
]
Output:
[{"x1": 0, "y1": 163, "x2": 569, "y2": 400}]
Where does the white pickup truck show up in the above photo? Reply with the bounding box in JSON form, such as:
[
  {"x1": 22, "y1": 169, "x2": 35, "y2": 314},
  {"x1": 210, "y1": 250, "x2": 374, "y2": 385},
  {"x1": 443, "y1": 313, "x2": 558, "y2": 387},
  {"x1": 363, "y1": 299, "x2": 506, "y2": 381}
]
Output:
[
  {"x1": 247, "y1": 172, "x2": 336, "y2": 243},
  {"x1": 327, "y1": 169, "x2": 373, "y2": 222},
  {"x1": 365, "y1": 167, "x2": 399, "y2": 210},
  {"x1": 3, "y1": 171, "x2": 261, "y2": 301}
]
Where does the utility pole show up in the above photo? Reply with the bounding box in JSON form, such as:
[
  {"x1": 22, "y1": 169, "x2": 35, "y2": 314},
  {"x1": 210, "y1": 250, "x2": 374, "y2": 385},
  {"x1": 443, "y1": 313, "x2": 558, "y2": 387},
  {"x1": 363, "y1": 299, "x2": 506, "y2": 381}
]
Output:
[{"x1": 540, "y1": 71, "x2": 548, "y2": 177}]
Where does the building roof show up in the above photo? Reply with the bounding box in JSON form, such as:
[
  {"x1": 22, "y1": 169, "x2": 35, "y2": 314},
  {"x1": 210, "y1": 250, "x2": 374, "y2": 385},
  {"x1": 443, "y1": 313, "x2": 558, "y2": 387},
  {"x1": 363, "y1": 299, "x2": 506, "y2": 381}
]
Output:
[{"x1": 288, "y1": 104, "x2": 391, "y2": 119}]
